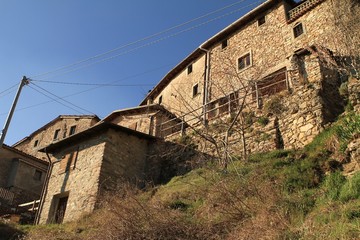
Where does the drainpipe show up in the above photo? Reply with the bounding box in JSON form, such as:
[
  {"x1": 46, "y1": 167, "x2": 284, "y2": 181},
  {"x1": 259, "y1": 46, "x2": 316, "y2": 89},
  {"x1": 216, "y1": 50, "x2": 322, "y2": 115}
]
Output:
[
  {"x1": 34, "y1": 149, "x2": 53, "y2": 225},
  {"x1": 199, "y1": 46, "x2": 210, "y2": 126}
]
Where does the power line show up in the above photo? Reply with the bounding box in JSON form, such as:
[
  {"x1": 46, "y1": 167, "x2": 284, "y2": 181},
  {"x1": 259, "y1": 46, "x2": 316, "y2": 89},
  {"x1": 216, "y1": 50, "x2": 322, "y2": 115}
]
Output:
[
  {"x1": 29, "y1": 83, "x2": 97, "y2": 116},
  {"x1": 31, "y1": 80, "x2": 155, "y2": 87},
  {"x1": 29, "y1": 0, "x2": 262, "y2": 80},
  {"x1": 0, "y1": 64, "x2": 172, "y2": 116},
  {"x1": 0, "y1": 83, "x2": 19, "y2": 98},
  {"x1": 29, "y1": 0, "x2": 251, "y2": 79}
]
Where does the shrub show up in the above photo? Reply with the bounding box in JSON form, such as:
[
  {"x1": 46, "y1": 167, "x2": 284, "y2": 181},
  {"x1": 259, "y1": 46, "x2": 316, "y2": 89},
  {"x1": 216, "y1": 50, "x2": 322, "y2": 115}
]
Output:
[
  {"x1": 335, "y1": 113, "x2": 360, "y2": 152},
  {"x1": 264, "y1": 96, "x2": 285, "y2": 115}
]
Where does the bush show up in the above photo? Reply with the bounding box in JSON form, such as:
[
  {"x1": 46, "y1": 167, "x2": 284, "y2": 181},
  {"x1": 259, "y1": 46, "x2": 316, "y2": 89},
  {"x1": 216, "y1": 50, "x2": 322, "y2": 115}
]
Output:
[
  {"x1": 335, "y1": 113, "x2": 360, "y2": 152},
  {"x1": 264, "y1": 96, "x2": 285, "y2": 115}
]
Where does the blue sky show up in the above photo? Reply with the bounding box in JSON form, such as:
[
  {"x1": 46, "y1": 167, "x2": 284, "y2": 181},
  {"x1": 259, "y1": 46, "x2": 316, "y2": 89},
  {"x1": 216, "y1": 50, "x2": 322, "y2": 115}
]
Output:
[{"x1": 0, "y1": 0, "x2": 265, "y2": 145}]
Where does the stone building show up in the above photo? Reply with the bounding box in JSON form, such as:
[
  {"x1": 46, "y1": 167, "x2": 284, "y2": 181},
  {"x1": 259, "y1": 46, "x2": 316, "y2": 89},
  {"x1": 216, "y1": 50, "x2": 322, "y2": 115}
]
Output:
[
  {"x1": 140, "y1": 0, "x2": 355, "y2": 152},
  {"x1": 36, "y1": 122, "x2": 201, "y2": 224},
  {"x1": 15, "y1": 0, "x2": 358, "y2": 224},
  {"x1": 0, "y1": 145, "x2": 48, "y2": 214},
  {"x1": 102, "y1": 104, "x2": 185, "y2": 138},
  {"x1": 13, "y1": 115, "x2": 100, "y2": 161}
]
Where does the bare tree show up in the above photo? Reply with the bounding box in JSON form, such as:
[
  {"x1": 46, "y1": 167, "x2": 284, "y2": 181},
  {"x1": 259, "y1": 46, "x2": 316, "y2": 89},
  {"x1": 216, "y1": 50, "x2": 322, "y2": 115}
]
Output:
[{"x1": 159, "y1": 52, "x2": 286, "y2": 170}]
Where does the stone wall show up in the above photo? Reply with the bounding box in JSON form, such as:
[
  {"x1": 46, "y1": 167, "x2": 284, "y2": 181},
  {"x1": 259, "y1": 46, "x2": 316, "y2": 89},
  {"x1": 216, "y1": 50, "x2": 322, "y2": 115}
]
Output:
[
  {"x1": 99, "y1": 129, "x2": 150, "y2": 191},
  {"x1": 146, "y1": 139, "x2": 207, "y2": 184},
  {"x1": 109, "y1": 110, "x2": 182, "y2": 138},
  {"x1": 38, "y1": 125, "x2": 154, "y2": 224},
  {"x1": 152, "y1": 55, "x2": 206, "y2": 123},
  {"x1": 38, "y1": 136, "x2": 106, "y2": 224},
  {"x1": 14, "y1": 116, "x2": 99, "y2": 161}
]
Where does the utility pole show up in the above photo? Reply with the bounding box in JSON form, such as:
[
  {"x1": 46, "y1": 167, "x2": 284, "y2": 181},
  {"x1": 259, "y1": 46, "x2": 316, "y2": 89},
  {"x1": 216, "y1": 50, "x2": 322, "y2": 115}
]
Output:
[{"x1": 0, "y1": 76, "x2": 30, "y2": 147}]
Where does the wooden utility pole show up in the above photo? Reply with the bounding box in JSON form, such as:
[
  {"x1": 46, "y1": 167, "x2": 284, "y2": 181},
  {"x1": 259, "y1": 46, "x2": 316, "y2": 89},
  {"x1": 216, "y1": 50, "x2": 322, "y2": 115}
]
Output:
[{"x1": 0, "y1": 76, "x2": 30, "y2": 147}]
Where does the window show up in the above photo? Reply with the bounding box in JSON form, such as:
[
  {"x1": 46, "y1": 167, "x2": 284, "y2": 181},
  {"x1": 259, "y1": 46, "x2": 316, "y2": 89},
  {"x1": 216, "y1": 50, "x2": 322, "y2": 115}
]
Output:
[
  {"x1": 258, "y1": 15, "x2": 266, "y2": 26},
  {"x1": 252, "y1": 68, "x2": 287, "y2": 100},
  {"x1": 192, "y1": 84, "x2": 199, "y2": 97},
  {"x1": 158, "y1": 95, "x2": 163, "y2": 104},
  {"x1": 221, "y1": 39, "x2": 228, "y2": 49},
  {"x1": 187, "y1": 64, "x2": 193, "y2": 74},
  {"x1": 33, "y1": 169, "x2": 42, "y2": 181},
  {"x1": 53, "y1": 129, "x2": 60, "y2": 140},
  {"x1": 33, "y1": 140, "x2": 39, "y2": 147},
  {"x1": 238, "y1": 52, "x2": 252, "y2": 71},
  {"x1": 69, "y1": 126, "x2": 76, "y2": 136},
  {"x1": 293, "y1": 23, "x2": 304, "y2": 38}
]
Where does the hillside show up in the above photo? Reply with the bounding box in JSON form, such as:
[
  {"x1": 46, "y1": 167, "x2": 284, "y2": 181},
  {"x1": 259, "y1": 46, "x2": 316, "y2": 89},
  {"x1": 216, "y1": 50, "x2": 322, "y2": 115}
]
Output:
[{"x1": 2, "y1": 112, "x2": 360, "y2": 240}]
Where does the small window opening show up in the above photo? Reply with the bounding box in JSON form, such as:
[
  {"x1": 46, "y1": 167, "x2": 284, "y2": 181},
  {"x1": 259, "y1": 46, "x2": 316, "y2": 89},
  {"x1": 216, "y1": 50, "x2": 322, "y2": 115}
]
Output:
[
  {"x1": 187, "y1": 64, "x2": 193, "y2": 74},
  {"x1": 192, "y1": 84, "x2": 199, "y2": 97},
  {"x1": 33, "y1": 140, "x2": 39, "y2": 147},
  {"x1": 238, "y1": 53, "x2": 252, "y2": 71},
  {"x1": 158, "y1": 95, "x2": 163, "y2": 104},
  {"x1": 221, "y1": 39, "x2": 228, "y2": 49},
  {"x1": 258, "y1": 16, "x2": 266, "y2": 26},
  {"x1": 53, "y1": 129, "x2": 60, "y2": 140},
  {"x1": 293, "y1": 23, "x2": 304, "y2": 38},
  {"x1": 69, "y1": 126, "x2": 76, "y2": 136}
]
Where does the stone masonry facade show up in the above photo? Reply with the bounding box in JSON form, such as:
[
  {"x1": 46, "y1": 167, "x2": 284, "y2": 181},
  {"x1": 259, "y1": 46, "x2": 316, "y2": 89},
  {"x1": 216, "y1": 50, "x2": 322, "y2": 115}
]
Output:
[
  {"x1": 13, "y1": 115, "x2": 99, "y2": 161},
  {"x1": 8, "y1": 0, "x2": 359, "y2": 224},
  {"x1": 141, "y1": 0, "x2": 356, "y2": 155}
]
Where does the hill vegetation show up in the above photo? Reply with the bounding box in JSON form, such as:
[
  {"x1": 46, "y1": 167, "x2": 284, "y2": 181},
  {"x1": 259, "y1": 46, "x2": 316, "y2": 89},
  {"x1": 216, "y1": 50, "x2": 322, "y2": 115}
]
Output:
[{"x1": 2, "y1": 111, "x2": 360, "y2": 240}]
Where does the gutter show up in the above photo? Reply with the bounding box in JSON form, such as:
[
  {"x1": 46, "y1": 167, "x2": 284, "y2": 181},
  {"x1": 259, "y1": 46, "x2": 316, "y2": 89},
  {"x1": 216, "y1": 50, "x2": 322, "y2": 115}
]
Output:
[
  {"x1": 34, "y1": 149, "x2": 53, "y2": 225},
  {"x1": 199, "y1": 46, "x2": 211, "y2": 126}
]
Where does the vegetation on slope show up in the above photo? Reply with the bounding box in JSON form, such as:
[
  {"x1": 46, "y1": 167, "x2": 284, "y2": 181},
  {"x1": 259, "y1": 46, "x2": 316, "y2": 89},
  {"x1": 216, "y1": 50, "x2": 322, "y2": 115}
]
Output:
[{"x1": 7, "y1": 112, "x2": 360, "y2": 240}]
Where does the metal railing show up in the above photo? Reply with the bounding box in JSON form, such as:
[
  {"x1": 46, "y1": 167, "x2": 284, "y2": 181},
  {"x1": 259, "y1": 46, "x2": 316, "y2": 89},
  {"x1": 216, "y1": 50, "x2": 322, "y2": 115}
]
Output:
[
  {"x1": 157, "y1": 70, "x2": 289, "y2": 137},
  {"x1": 18, "y1": 199, "x2": 40, "y2": 212}
]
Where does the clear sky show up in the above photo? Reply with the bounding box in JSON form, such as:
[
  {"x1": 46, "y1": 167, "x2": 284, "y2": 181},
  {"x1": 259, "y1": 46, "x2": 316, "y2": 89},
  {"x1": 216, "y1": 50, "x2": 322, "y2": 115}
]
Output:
[{"x1": 0, "y1": 0, "x2": 266, "y2": 145}]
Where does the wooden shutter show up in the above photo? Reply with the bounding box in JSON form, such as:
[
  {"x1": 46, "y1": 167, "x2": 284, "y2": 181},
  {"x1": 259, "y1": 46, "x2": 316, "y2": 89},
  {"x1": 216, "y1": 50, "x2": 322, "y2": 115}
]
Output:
[{"x1": 58, "y1": 149, "x2": 79, "y2": 174}]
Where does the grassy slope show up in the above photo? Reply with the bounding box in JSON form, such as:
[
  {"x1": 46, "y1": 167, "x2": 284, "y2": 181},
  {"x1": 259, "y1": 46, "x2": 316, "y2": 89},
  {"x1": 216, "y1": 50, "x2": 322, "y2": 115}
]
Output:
[{"x1": 14, "y1": 113, "x2": 360, "y2": 240}]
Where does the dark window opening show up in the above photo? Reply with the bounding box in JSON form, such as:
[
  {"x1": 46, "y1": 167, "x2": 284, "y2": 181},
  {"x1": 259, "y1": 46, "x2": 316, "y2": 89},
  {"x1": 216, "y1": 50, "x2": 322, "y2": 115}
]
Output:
[
  {"x1": 33, "y1": 140, "x2": 39, "y2": 147},
  {"x1": 33, "y1": 169, "x2": 42, "y2": 181},
  {"x1": 69, "y1": 126, "x2": 76, "y2": 136},
  {"x1": 187, "y1": 64, "x2": 193, "y2": 74},
  {"x1": 238, "y1": 53, "x2": 251, "y2": 70},
  {"x1": 258, "y1": 16, "x2": 266, "y2": 26},
  {"x1": 192, "y1": 84, "x2": 199, "y2": 97},
  {"x1": 221, "y1": 39, "x2": 228, "y2": 49},
  {"x1": 293, "y1": 23, "x2": 304, "y2": 38},
  {"x1": 207, "y1": 102, "x2": 217, "y2": 120},
  {"x1": 218, "y1": 97, "x2": 229, "y2": 115},
  {"x1": 53, "y1": 129, "x2": 60, "y2": 140},
  {"x1": 158, "y1": 95, "x2": 163, "y2": 104},
  {"x1": 54, "y1": 195, "x2": 69, "y2": 224}
]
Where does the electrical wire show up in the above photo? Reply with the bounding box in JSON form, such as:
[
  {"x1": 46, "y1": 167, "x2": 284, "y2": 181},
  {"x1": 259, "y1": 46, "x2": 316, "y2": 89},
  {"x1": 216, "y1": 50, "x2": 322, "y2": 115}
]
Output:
[
  {"x1": 30, "y1": 80, "x2": 155, "y2": 87},
  {"x1": 29, "y1": 0, "x2": 263, "y2": 80},
  {"x1": 0, "y1": 83, "x2": 18, "y2": 98},
  {"x1": 0, "y1": 64, "x2": 172, "y2": 116},
  {"x1": 29, "y1": 83, "x2": 97, "y2": 116}
]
